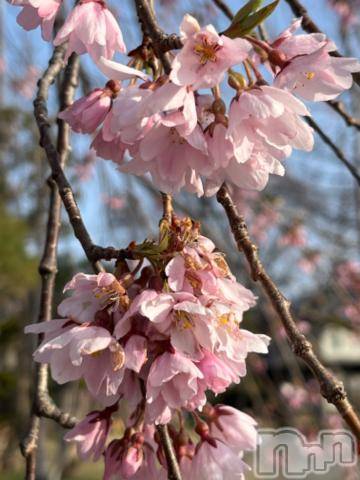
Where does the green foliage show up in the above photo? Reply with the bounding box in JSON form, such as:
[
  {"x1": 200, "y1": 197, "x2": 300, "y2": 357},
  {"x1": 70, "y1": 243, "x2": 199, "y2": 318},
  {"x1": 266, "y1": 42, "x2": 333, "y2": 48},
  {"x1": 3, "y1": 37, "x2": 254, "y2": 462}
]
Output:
[
  {"x1": 0, "y1": 206, "x2": 37, "y2": 306},
  {"x1": 232, "y1": 0, "x2": 264, "y2": 24},
  {"x1": 223, "y1": 0, "x2": 280, "y2": 38}
]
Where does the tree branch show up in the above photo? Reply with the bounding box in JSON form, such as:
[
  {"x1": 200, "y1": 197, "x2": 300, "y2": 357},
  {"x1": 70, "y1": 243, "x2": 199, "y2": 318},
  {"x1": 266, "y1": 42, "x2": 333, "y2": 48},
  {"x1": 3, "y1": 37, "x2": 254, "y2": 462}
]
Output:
[
  {"x1": 306, "y1": 116, "x2": 360, "y2": 186},
  {"x1": 217, "y1": 183, "x2": 360, "y2": 442},
  {"x1": 211, "y1": 0, "x2": 233, "y2": 20},
  {"x1": 328, "y1": 100, "x2": 360, "y2": 131},
  {"x1": 32, "y1": 47, "x2": 125, "y2": 269},
  {"x1": 156, "y1": 425, "x2": 182, "y2": 480},
  {"x1": 21, "y1": 50, "x2": 79, "y2": 480}
]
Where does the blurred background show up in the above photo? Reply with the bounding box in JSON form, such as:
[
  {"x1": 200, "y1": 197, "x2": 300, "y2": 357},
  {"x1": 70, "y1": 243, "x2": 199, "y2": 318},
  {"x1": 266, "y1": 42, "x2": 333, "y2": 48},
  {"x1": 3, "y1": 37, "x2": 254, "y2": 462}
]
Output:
[{"x1": 0, "y1": 0, "x2": 359, "y2": 478}]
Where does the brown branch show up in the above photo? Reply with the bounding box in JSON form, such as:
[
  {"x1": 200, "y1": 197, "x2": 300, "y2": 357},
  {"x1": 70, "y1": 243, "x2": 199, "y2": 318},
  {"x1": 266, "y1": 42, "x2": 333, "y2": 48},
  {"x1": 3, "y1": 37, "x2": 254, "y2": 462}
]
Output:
[
  {"x1": 306, "y1": 116, "x2": 360, "y2": 186},
  {"x1": 328, "y1": 100, "x2": 360, "y2": 131},
  {"x1": 32, "y1": 48, "x2": 123, "y2": 268},
  {"x1": 217, "y1": 183, "x2": 360, "y2": 441},
  {"x1": 161, "y1": 192, "x2": 173, "y2": 223},
  {"x1": 134, "y1": 0, "x2": 181, "y2": 72},
  {"x1": 21, "y1": 50, "x2": 79, "y2": 480},
  {"x1": 284, "y1": 0, "x2": 360, "y2": 86},
  {"x1": 211, "y1": 0, "x2": 233, "y2": 20},
  {"x1": 156, "y1": 425, "x2": 182, "y2": 480}
]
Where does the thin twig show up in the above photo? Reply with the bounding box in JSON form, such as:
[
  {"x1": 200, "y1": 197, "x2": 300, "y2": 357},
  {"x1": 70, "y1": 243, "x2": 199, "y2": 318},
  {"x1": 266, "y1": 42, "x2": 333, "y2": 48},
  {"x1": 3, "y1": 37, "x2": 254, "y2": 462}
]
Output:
[
  {"x1": 284, "y1": 0, "x2": 360, "y2": 86},
  {"x1": 217, "y1": 183, "x2": 360, "y2": 441},
  {"x1": 328, "y1": 100, "x2": 360, "y2": 131},
  {"x1": 306, "y1": 116, "x2": 360, "y2": 186},
  {"x1": 161, "y1": 192, "x2": 173, "y2": 222},
  {"x1": 134, "y1": 2, "x2": 181, "y2": 477},
  {"x1": 134, "y1": 0, "x2": 181, "y2": 72},
  {"x1": 32, "y1": 48, "x2": 122, "y2": 269},
  {"x1": 156, "y1": 425, "x2": 182, "y2": 480},
  {"x1": 21, "y1": 50, "x2": 79, "y2": 480},
  {"x1": 211, "y1": 0, "x2": 233, "y2": 20}
]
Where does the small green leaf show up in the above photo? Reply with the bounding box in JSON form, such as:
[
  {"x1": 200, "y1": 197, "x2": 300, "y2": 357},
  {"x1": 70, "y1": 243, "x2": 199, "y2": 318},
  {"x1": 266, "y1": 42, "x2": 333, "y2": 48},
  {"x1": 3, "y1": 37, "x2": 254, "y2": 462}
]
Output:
[
  {"x1": 224, "y1": 0, "x2": 280, "y2": 38},
  {"x1": 232, "y1": 0, "x2": 264, "y2": 25}
]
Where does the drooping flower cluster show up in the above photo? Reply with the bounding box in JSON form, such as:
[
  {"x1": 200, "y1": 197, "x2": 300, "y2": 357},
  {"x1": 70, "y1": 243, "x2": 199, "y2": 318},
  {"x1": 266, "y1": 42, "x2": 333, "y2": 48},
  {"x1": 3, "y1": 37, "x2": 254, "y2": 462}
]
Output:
[
  {"x1": 8, "y1": 0, "x2": 360, "y2": 196},
  {"x1": 26, "y1": 216, "x2": 269, "y2": 478},
  {"x1": 57, "y1": 14, "x2": 359, "y2": 196}
]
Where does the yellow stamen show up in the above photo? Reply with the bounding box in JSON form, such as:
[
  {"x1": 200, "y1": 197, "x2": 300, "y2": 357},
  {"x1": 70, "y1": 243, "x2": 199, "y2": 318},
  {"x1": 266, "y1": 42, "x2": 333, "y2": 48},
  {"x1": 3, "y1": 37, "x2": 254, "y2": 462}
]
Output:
[
  {"x1": 305, "y1": 71, "x2": 315, "y2": 80},
  {"x1": 194, "y1": 38, "x2": 220, "y2": 65},
  {"x1": 175, "y1": 310, "x2": 194, "y2": 330}
]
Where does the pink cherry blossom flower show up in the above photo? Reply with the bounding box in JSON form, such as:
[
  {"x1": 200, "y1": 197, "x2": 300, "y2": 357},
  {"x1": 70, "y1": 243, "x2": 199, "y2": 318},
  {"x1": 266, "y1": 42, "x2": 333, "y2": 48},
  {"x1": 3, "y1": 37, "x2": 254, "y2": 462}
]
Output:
[
  {"x1": 270, "y1": 19, "x2": 360, "y2": 101},
  {"x1": 104, "y1": 433, "x2": 145, "y2": 480},
  {"x1": 10, "y1": 0, "x2": 61, "y2": 41},
  {"x1": 197, "y1": 351, "x2": 239, "y2": 393},
  {"x1": 207, "y1": 405, "x2": 258, "y2": 452},
  {"x1": 165, "y1": 236, "x2": 225, "y2": 296},
  {"x1": 275, "y1": 42, "x2": 360, "y2": 101},
  {"x1": 170, "y1": 14, "x2": 251, "y2": 89},
  {"x1": 139, "y1": 290, "x2": 211, "y2": 359},
  {"x1": 57, "y1": 272, "x2": 124, "y2": 323},
  {"x1": 90, "y1": 114, "x2": 128, "y2": 165},
  {"x1": 123, "y1": 120, "x2": 211, "y2": 196},
  {"x1": 64, "y1": 405, "x2": 116, "y2": 460},
  {"x1": 53, "y1": 0, "x2": 126, "y2": 61},
  {"x1": 190, "y1": 439, "x2": 249, "y2": 480},
  {"x1": 205, "y1": 85, "x2": 313, "y2": 193},
  {"x1": 25, "y1": 320, "x2": 126, "y2": 405},
  {"x1": 145, "y1": 351, "x2": 205, "y2": 424},
  {"x1": 270, "y1": 18, "x2": 327, "y2": 59},
  {"x1": 58, "y1": 81, "x2": 120, "y2": 134}
]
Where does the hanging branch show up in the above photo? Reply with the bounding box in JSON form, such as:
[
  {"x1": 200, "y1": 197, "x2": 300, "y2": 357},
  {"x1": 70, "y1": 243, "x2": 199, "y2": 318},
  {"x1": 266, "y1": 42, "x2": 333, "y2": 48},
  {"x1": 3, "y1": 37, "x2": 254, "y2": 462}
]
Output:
[
  {"x1": 216, "y1": 183, "x2": 360, "y2": 442},
  {"x1": 21, "y1": 50, "x2": 79, "y2": 480},
  {"x1": 32, "y1": 47, "x2": 128, "y2": 268},
  {"x1": 306, "y1": 116, "x2": 360, "y2": 186},
  {"x1": 212, "y1": 0, "x2": 233, "y2": 20},
  {"x1": 328, "y1": 100, "x2": 360, "y2": 131}
]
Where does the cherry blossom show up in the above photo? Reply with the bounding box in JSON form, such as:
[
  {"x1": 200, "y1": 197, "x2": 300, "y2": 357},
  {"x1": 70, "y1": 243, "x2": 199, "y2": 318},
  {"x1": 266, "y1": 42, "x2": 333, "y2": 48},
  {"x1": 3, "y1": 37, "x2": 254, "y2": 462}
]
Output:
[
  {"x1": 64, "y1": 405, "x2": 115, "y2": 461},
  {"x1": 146, "y1": 351, "x2": 206, "y2": 424},
  {"x1": 53, "y1": 0, "x2": 126, "y2": 61},
  {"x1": 270, "y1": 18, "x2": 360, "y2": 101},
  {"x1": 58, "y1": 81, "x2": 120, "y2": 134},
  {"x1": 9, "y1": 0, "x2": 61, "y2": 41},
  {"x1": 170, "y1": 14, "x2": 251, "y2": 89}
]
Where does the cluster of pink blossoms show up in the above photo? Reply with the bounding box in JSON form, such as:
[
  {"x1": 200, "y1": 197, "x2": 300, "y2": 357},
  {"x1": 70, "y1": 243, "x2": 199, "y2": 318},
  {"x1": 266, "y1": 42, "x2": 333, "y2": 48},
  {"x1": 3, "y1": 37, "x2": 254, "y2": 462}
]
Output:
[
  {"x1": 26, "y1": 217, "x2": 269, "y2": 478},
  {"x1": 56, "y1": 13, "x2": 360, "y2": 196},
  {"x1": 8, "y1": 2, "x2": 360, "y2": 195}
]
